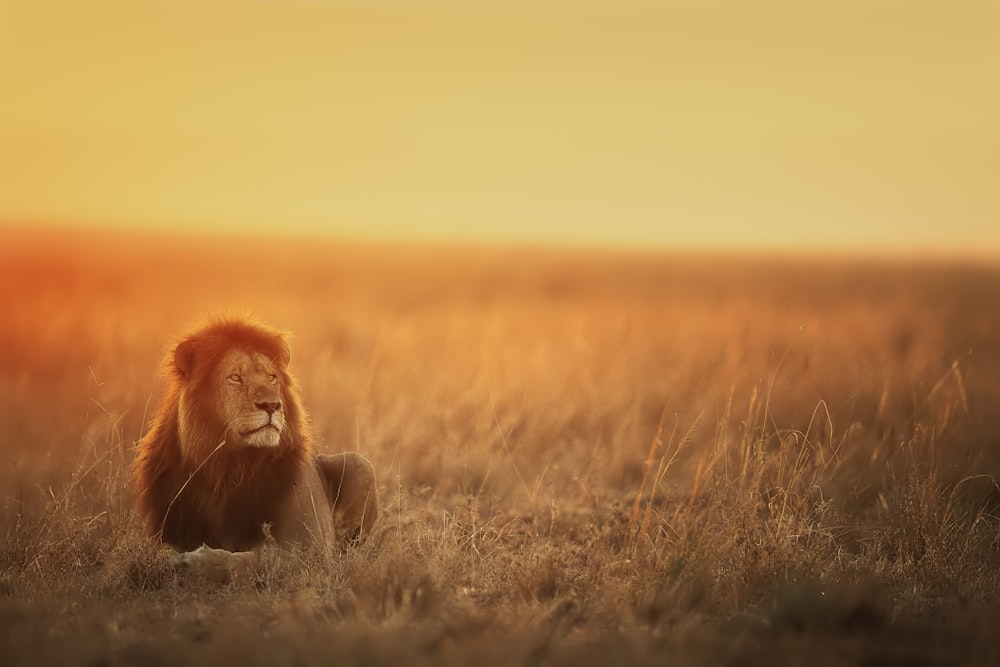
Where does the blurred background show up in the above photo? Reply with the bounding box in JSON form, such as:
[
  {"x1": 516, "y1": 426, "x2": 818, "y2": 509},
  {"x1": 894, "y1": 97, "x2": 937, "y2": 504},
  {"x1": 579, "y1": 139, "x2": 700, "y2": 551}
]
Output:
[{"x1": 1, "y1": 0, "x2": 998, "y2": 256}]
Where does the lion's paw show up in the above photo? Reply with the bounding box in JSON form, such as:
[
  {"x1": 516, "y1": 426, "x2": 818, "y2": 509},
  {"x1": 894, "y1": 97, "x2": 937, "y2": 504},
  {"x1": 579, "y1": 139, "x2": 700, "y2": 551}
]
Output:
[{"x1": 171, "y1": 545, "x2": 255, "y2": 584}]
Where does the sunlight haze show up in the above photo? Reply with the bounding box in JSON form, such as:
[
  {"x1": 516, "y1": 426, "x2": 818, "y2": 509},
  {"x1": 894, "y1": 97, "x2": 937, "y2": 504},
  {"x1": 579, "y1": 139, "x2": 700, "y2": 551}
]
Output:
[{"x1": 1, "y1": 0, "x2": 997, "y2": 254}]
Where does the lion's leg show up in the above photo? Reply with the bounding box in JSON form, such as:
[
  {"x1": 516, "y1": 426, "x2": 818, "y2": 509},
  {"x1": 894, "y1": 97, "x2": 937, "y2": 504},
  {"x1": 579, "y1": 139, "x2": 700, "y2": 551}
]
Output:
[{"x1": 315, "y1": 453, "x2": 378, "y2": 544}]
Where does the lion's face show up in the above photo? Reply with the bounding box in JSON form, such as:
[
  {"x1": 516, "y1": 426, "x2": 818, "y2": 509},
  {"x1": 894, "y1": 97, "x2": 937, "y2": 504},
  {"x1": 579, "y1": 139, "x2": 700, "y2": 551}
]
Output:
[{"x1": 214, "y1": 347, "x2": 286, "y2": 448}]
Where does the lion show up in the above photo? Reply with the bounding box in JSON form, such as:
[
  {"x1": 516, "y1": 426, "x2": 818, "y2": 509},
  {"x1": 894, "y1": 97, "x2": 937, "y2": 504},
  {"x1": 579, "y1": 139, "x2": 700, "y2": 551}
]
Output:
[{"x1": 133, "y1": 316, "x2": 377, "y2": 575}]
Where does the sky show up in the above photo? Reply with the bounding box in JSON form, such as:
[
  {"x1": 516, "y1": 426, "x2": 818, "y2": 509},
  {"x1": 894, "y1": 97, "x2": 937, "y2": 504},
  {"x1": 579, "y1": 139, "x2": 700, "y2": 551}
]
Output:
[{"x1": 1, "y1": 0, "x2": 998, "y2": 255}]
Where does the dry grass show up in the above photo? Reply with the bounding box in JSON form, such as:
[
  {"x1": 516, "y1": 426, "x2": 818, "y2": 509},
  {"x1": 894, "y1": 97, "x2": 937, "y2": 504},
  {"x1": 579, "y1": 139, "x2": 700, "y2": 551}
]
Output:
[{"x1": 2, "y1": 230, "x2": 1000, "y2": 665}]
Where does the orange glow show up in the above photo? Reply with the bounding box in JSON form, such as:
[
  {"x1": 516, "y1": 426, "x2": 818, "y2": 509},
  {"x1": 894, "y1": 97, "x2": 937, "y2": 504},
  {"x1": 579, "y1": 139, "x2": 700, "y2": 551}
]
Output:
[{"x1": 1, "y1": 1, "x2": 998, "y2": 255}]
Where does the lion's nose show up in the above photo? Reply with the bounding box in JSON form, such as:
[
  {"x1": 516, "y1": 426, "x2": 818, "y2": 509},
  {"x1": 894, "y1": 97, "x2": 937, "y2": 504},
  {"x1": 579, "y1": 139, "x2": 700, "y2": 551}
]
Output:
[{"x1": 256, "y1": 401, "x2": 282, "y2": 416}]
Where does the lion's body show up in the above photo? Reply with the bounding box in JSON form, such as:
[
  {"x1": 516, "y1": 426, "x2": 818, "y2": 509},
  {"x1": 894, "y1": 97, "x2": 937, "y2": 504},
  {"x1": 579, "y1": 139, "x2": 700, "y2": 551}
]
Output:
[{"x1": 133, "y1": 317, "x2": 377, "y2": 554}]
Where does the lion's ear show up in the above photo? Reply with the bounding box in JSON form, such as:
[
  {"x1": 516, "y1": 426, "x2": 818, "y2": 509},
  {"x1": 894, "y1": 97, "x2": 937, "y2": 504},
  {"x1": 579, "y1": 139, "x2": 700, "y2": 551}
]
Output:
[{"x1": 174, "y1": 339, "x2": 196, "y2": 379}]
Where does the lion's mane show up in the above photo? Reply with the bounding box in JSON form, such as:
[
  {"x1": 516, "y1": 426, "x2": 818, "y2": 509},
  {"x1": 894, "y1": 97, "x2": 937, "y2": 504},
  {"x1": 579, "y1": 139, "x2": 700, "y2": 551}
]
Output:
[{"x1": 133, "y1": 316, "x2": 312, "y2": 551}]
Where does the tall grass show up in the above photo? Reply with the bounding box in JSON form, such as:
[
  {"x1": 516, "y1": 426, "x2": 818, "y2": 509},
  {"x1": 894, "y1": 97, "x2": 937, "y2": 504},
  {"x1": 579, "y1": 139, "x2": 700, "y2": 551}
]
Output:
[{"x1": 2, "y1": 233, "x2": 1000, "y2": 664}]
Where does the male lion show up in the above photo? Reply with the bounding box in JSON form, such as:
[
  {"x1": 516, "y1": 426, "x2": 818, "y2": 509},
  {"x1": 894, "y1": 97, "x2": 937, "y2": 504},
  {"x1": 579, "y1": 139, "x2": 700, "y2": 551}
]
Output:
[{"x1": 133, "y1": 316, "x2": 377, "y2": 574}]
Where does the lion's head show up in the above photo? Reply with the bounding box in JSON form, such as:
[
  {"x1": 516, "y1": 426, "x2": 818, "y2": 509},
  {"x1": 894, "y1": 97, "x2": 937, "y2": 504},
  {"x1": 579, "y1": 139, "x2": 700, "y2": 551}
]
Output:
[
  {"x1": 133, "y1": 315, "x2": 312, "y2": 551},
  {"x1": 173, "y1": 326, "x2": 295, "y2": 454}
]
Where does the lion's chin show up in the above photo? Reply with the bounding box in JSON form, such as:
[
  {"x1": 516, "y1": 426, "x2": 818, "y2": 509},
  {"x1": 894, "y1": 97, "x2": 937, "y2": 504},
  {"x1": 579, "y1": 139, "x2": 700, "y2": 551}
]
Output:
[{"x1": 240, "y1": 426, "x2": 282, "y2": 448}]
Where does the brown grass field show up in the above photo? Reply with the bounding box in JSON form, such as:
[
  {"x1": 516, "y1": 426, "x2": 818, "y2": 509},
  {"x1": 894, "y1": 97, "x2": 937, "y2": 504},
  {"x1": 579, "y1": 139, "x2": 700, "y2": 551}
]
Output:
[{"x1": 2, "y1": 229, "x2": 1000, "y2": 665}]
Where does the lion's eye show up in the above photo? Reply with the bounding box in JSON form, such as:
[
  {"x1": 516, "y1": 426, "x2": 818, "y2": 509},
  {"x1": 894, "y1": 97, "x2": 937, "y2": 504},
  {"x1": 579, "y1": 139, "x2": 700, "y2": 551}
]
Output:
[
  {"x1": 267, "y1": 373, "x2": 278, "y2": 385},
  {"x1": 228, "y1": 373, "x2": 243, "y2": 384}
]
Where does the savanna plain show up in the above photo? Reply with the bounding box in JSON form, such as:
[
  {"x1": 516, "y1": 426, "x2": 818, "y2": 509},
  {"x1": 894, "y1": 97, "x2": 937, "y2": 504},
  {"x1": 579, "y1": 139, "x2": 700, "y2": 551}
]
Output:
[{"x1": 2, "y1": 230, "x2": 1000, "y2": 666}]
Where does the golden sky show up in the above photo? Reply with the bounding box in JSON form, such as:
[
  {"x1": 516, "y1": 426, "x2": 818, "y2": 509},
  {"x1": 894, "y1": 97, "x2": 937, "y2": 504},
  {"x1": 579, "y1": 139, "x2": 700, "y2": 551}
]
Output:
[{"x1": 1, "y1": 0, "x2": 998, "y2": 254}]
